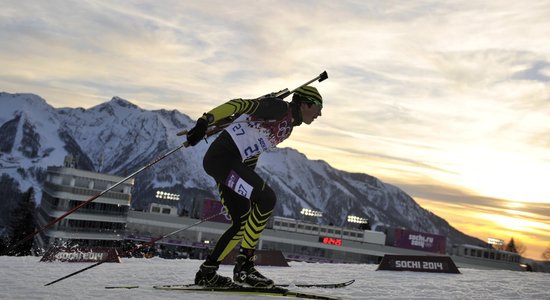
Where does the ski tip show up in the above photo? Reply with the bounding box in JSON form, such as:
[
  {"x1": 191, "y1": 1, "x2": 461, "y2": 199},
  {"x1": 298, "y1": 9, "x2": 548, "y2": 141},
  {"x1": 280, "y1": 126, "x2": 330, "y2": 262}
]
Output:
[{"x1": 281, "y1": 279, "x2": 355, "y2": 288}]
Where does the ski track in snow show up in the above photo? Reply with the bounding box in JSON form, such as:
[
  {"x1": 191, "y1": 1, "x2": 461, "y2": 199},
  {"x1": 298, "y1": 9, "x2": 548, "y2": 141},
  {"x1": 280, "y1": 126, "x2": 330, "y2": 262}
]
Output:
[{"x1": 1, "y1": 256, "x2": 549, "y2": 300}]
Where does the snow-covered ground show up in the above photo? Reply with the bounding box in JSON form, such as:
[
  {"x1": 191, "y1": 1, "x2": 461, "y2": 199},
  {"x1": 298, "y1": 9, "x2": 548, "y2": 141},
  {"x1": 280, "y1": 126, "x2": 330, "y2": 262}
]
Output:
[{"x1": 1, "y1": 256, "x2": 549, "y2": 300}]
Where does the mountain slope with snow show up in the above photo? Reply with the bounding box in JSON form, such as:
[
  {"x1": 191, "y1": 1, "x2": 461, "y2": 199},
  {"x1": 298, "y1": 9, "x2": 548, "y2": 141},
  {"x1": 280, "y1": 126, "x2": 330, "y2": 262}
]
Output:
[{"x1": 0, "y1": 92, "x2": 482, "y2": 246}]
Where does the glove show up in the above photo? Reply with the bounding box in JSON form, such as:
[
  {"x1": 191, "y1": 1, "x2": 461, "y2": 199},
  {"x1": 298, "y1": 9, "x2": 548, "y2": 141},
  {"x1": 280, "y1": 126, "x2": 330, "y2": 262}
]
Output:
[{"x1": 186, "y1": 117, "x2": 208, "y2": 146}]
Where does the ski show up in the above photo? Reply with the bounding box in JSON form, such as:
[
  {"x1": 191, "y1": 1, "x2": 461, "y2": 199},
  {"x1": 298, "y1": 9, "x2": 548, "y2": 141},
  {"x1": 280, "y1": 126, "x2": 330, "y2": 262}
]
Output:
[
  {"x1": 105, "y1": 279, "x2": 354, "y2": 290},
  {"x1": 152, "y1": 284, "x2": 343, "y2": 299},
  {"x1": 280, "y1": 279, "x2": 355, "y2": 288},
  {"x1": 105, "y1": 285, "x2": 139, "y2": 289}
]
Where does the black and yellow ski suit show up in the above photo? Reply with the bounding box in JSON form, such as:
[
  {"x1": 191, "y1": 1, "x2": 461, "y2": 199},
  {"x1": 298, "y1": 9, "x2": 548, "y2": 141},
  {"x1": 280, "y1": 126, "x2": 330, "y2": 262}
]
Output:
[{"x1": 201, "y1": 96, "x2": 303, "y2": 264}]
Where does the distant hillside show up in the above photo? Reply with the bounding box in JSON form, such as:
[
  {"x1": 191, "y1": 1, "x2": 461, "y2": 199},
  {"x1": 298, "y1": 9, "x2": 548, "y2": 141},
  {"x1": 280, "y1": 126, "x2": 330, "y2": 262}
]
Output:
[{"x1": 0, "y1": 92, "x2": 485, "y2": 247}]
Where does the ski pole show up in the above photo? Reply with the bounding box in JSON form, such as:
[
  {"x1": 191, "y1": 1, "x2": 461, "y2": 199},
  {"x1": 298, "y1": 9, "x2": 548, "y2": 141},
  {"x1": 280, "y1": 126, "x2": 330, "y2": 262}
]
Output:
[
  {"x1": 44, "y1": 210, "x2": 226, "y2": 286},
  {"x1": 3, "y1": 141, "x2": 191, "y2": 256}
]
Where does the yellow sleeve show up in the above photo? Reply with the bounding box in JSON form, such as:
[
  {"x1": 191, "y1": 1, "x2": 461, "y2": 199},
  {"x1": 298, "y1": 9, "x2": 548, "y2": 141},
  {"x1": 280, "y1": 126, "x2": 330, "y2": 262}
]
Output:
[{"x1": 201, "y1": 98, "x2": 260, "y2": 125}]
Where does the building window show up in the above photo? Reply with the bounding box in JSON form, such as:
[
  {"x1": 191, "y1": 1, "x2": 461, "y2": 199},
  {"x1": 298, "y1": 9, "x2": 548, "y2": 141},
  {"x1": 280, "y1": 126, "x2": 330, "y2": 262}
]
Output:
[
  {"x1": 74, "y1": 177, "x2": 90, "y2": 188},
  {"x1": 162, "y1": 208, "x2": 171, "y2": 214}
]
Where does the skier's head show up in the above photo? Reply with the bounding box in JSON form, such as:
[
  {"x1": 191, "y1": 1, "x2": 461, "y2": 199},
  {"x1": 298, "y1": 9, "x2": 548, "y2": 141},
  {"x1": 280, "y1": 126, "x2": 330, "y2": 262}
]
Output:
[
  {"x1": 292, "y1": 86, "x2": 323, "y2": 108},
  {"x1": 292, "y1": 86, "x2": 322, "y2": 125}
]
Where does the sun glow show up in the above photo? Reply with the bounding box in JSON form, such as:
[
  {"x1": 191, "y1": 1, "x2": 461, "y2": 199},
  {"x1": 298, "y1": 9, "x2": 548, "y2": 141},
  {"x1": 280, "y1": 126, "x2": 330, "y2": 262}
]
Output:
[
  {"x1": 504, "y1": 202, "x2": 525, "y2": 209},
  {"x1": 445, "y1": 145, "x2": 550, "y2": 204},
  {"x1": 480, "y1": 214, "x2": 533, "y2": 233},
  {"x1": 415, "y1": 198, "x2": 550, "y2": 260}
]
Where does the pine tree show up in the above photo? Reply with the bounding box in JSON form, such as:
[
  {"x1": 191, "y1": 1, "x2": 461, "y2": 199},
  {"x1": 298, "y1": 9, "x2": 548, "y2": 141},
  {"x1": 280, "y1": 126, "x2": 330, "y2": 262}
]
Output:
[
  {"x1": 0, "y1": 233, "x2": 8, "y2": 254},
  {"x1": 0, "y1": 174, "x2": 23, "y2": 229},
  {"x1": 505, "y1": 237, "x2": 517, "y2": 253},
  {"x1": 7, "y1": 188, "x2": 37, "y2": 256},
  {"x1": 542, "y1": 244, "x2": 550, "y2": 261},
  {"x1": 504, "y1": 237, "x2": 526, "y2": 255}
]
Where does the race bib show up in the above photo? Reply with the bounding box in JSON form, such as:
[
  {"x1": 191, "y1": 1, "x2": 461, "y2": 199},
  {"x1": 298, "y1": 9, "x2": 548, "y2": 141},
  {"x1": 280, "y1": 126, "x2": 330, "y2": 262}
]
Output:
[{"x1": 225, "y1": 170, "x2": 254, "y2": 199}]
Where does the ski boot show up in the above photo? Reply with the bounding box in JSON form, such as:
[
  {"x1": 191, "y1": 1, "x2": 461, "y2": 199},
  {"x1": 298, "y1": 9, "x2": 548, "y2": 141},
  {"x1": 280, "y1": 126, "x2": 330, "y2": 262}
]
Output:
[
  {"x1": 233, "y1": 248, "x2": 274, "y2": 288},
  {"x1": 194, "y1": 258, "x2": 233, "y2": 287}
]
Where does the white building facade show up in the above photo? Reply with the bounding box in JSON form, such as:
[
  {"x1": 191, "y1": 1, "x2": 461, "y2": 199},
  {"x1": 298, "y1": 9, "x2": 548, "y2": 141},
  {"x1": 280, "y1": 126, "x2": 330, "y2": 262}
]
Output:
[{"x1": 35, "y1": 166, "x2": 133, "y2": 250}]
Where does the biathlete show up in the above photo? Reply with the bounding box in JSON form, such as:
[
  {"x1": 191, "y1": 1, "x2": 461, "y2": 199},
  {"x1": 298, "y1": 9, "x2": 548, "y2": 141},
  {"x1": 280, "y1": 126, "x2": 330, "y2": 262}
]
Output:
[{"x1": 186, "y1": 85, "x2": 323, "y2": 287}]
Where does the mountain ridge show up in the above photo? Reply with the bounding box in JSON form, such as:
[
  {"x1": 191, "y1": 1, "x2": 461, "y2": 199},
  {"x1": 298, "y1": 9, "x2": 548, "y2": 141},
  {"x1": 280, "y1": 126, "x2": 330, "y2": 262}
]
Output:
[{"x1": 0, "y1": 92, "x2": 484, "y2": 247}]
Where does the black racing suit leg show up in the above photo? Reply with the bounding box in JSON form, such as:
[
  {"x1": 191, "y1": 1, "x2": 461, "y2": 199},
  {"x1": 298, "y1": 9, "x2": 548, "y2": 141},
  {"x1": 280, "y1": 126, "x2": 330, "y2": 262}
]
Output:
[{"x1": 202, "y1": 131, "x2": 276, "y2": 263}]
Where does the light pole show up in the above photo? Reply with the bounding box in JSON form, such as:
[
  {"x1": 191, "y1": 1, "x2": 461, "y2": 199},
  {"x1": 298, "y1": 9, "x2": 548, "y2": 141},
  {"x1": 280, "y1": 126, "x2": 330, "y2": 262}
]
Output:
[
  {"x1": 155, "y1": 190, "x2": 180, "y2": 201},
  {"x1": 347, "y1": 215, "x2": 370, "y2": 230},
  {"x1": 300, "y1": 208, "x2": 323, "y2": 222},
  {"x1": 154, "y1": 190, "x2": 181, "y2": 215}
]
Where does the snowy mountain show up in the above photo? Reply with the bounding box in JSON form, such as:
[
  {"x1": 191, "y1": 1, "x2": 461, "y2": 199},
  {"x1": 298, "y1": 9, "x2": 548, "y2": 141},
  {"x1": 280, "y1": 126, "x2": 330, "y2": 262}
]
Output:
[{"x1": 0, "y1": 92, "x2": 482, "y2": 246}]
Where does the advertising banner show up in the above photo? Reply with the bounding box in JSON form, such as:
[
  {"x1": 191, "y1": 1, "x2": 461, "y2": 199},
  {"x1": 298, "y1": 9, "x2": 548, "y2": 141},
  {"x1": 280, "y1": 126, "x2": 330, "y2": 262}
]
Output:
[
  {"x1": 393, "y1": 228, "x2": 447, "y2": 254},
  {"x1": 377, "y1": 254, "x2": 460, "y2": 274},
  {"x1": 40, "y1": 247, "x2": 120, "y2": 263},
  {"x1": 201, "y1": 199, "x2": 231, "y2": 224}
]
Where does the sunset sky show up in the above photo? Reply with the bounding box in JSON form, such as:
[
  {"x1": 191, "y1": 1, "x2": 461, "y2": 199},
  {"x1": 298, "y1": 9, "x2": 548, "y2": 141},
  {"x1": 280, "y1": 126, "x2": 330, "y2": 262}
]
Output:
[{"x1": 1, "y1": 1, "x2": 549, "y2": 260}]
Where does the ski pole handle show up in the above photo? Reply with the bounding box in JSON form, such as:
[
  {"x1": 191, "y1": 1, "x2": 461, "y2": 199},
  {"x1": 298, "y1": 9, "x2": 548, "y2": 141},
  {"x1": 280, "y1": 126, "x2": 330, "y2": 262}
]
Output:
[
  {"x1": 176, "y1": 129, "x2": 188, "y2": 136},
  {"x1": 176, "y1": 113, "x2": 238, "y2": 138}
]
